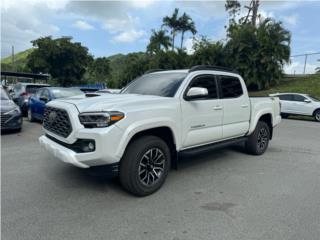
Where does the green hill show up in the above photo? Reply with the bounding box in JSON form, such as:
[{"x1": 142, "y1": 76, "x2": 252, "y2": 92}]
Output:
[
  {"x1": 1, "y1": 49, "x2": 34, "y2": 72},
  {"x1": 249, "y1": 74, "x2": 320, "y2": 99}
]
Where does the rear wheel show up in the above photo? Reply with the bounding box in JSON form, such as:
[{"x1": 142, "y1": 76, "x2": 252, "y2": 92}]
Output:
[
  {"x1": 314, "y1": 110, "x2": 320, "y2": 122},
  {"x1": 28, "y1": 108, "x2": 35, "y2": 122},
  {"x1": 245, "y1": 121, "x2": 270, "y2": 155},
  {"x1": 119, "y1": 135, "x2": 171, "y2": 196}
]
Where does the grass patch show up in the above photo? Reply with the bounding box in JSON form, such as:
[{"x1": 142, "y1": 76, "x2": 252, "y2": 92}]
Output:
[{"x1": 249, "y1": 74, "x2": 320, "y2": 99}]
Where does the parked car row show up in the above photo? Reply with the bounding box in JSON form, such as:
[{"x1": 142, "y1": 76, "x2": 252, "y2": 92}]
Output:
[
  {"x1": 0, "y1": 86, "x2": 23, "y2": 132},
  {"x1": 1, "y1": 83, "x2": 120, "y2": 132}
]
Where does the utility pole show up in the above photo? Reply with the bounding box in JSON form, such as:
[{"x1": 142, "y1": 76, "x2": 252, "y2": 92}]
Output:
[{"x1": 303, "y1": 54, "x2": 308, "y2": 74}]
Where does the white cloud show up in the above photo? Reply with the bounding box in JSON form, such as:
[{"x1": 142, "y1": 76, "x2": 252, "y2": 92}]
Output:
[
  {"x1": 72, "y1": 20, "x2": 94, "y2": 30},
  {"x1": 112, "y1": 30, "x2": 146, "y2": 43},
  {"x1": 102, "y1": 15, "x2": 140, "y2": 33},
  {"x1": 282, "y1": 14, "x2": 298, "y2": 26},
  {"x1": 1, "y1": 2, "x2": 60, "y2": 57},
  {"x1": 131, "y1": 0, "x2": 156, "y2": 9},
  {"x1": 183, "y1": 37, "x2": 197, "y2": 55}
]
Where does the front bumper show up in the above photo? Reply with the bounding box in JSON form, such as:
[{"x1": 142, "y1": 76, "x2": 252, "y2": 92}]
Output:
[
  {"x1": 1, "y1": 114, "x2": 22, "y2": 130},
  {"x1": 39, "y1": 135, "x2": 90, "y2": 168}
]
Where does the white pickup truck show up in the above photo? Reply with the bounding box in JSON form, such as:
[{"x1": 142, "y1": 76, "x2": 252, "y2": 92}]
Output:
[{"x1": 39, "y1": 66, "x2": 281, "y2": 196}]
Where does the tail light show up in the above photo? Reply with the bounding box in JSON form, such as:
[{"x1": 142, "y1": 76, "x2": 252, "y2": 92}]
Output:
[{"x1": 20, "y1": 92, "x2": 30, "y2": 97}]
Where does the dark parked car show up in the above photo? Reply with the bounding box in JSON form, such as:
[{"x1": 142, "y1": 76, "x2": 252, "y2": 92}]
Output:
[
  {"x1": 11, "y1": 83, "x2": 50, "y2": 116},
  {"x1": 0, "y1": 86, "x2": 22, "y2": 132},
  {"x1": 28, "y1": 87, "x2": 84, "y2": 121}
]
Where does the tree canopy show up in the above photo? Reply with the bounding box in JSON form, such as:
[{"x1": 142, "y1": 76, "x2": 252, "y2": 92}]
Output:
[{"x1": 27, "y1": 36, "x2": 93, "y2": 86}]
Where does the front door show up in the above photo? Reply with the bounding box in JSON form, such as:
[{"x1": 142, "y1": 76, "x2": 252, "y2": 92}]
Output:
[{"x1": 181, "y1": 74, "x2": 223, "y2": 148}]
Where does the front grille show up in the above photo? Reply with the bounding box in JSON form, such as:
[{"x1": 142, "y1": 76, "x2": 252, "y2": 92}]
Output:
[
  {"x1": 0, "y1": 114, "x2": 11, "y2": 126},
  {"x1": 43, "y1": 107, "x2": 72, "y2": 138}
]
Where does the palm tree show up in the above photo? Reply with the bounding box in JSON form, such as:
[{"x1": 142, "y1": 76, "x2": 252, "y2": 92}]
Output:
[
  {"x1": 178, "y1": 12, "x2": 197, "y2": 49},
  {"x1": 162, "y1": 8, "x2": 180, "y2": 50},
  {"x1": 147, "y1": 29, "x2": 172, "y2": 54}
]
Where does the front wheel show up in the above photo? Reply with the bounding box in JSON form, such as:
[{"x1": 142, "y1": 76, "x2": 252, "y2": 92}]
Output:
[
  {"x1": 245, "y1": 121, "x2": 270, "y2": 155},
  {"x1": 119, "y1": 135, "x2": 171, "y2": 196},
  {"x1": 314, "y1": 110, "x2": 320, "y2": 122}
]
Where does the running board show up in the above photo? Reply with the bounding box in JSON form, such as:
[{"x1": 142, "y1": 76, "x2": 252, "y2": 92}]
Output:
[{"x1": 178, "y1": 137, "x2": 248, "y2": 158}]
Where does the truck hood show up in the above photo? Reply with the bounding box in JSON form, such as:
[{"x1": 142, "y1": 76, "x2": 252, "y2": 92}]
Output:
[{"x1": 53, "y1": 94, "x2": 175, "y2": 113}]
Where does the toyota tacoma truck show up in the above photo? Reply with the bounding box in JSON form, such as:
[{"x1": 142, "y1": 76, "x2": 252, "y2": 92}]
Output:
[{"x1": 39, "y1": 66, "x2": 281, "y2": 196}]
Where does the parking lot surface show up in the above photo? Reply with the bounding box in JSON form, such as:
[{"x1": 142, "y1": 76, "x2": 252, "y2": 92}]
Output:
[{"x1": 2, "y1": 119, "x2": 320, "y2": 240}]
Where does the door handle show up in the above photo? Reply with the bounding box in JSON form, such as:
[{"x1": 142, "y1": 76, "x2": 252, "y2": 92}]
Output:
[
  {"x1": 213, "y1": 106, "x2": 223, "y2": 110},
  {"x1": 241, "y1": 104, "x2": 249, "y2": 108}
]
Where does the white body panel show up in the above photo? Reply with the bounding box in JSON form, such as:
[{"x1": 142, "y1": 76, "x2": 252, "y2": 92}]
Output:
[
  {"x1": 271, "y1": 93, "x2": 320, "y2": 116},
  {"x1": 40, "y1": 70, "x2": 281, "y2": 168}
]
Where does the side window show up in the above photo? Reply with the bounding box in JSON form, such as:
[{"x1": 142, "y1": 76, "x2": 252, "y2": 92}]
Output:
[
  {"x1": 219, "y1": 76, "x2": 243, "y2": 98},
  {"x1": 40, "y1": 89, "x2": 49, "y2": 99},
  {"x1": 188, "y1": 75, "x2": 218, "y2": 99},
  {"x1": 278, "y1": 94, "x2": 293, "y2": 101},
  {"x1": 36, "y1": 89, "x2": 43, "y2": 98},
  {"x1": 293, "y1": 94, "x2": 306, "y2": 102}
]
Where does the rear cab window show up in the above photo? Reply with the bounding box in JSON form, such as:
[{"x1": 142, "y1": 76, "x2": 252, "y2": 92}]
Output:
[{"x1": 219, "y1": 75, "x2": 243, "y2": 98}]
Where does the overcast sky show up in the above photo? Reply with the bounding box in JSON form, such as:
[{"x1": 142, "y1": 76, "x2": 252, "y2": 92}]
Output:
[{"x1": 1, "y1": 0, "x2": 319, "y2": 73}]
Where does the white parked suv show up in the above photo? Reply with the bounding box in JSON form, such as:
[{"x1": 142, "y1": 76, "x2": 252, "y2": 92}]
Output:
[
  {"x1": 39, "y1": 66, "x2": 281, "y2": 196},
  {"x1": 270, "y1": 93, "x2": 320, "y2": 122}
]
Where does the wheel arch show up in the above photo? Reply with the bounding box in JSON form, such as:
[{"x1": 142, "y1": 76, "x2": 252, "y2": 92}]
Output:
[
  {"x1": 258, "y1": 113, "x2": 273, "y2": 139},
  {"x1": 312, "y1": 108, "x2": 320, "y2": 116}
]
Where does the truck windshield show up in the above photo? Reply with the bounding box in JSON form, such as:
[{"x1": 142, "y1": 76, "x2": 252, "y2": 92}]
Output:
[{"x1": 121, "y1": 72, "x2": 187, "y2": 97}]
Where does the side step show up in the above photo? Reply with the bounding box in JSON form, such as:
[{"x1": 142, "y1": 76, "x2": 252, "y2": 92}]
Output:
[{"x1": 172, "y1": 137, "x2": 248, "y2": 169}]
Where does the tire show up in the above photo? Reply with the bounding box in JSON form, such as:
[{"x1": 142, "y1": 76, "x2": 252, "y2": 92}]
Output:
[
  {"x1": 314, "y1": 110, "x2": 320, "y2": 122},
  {"x1": 245, "y1": 121, "x2": 270, "y2": 155},
  {"x1": 28, "y1": 108, "x2": 35, "y2": 122},
  {"x1": 281, "y1": 113, "x2": 289, "y2": 118},
  {"x1": 119, "y1": 135, "x2": 171, "y2": 196}
]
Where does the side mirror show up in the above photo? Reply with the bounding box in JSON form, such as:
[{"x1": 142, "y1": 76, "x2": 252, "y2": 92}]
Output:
[
  {"x1": 186, "y1": 87, "x2": 208, "y2": 100},
  {"x1": 304, "y1": 99, "x2": 311, "y2": 103},
  {"x1": 40, "y1": 97, "x2": 49, "y2": 103}
]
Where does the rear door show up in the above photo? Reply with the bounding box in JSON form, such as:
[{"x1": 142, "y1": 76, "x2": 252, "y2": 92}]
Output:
[
  {"x1": 218, "y1": 75, "x2": 250, "y2": 139},
  {"x1": 181, "y1": 74, "x2": 223, "y2": 148},
  {"x1": 278, "y1": 94, "x2": 293, "y2": 113}
]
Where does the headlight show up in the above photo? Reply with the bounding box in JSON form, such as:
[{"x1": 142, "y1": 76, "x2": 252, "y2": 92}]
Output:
[
  {"x1": 4, "y1": 107, "x2": 21, "y2": 115},
  {"x1": 79, "y1": 111, "x2": 124, "y2": 128}
]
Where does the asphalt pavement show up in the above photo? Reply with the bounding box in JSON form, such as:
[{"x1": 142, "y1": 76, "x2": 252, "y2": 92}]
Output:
[{"x1": 1, "y1": 119, "x2": 320, "y2": 240}]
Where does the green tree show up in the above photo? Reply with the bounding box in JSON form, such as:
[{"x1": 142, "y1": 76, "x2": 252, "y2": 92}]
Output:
[
  {"x1": 192, "y1": 37, "x2": 226, "y2": 66},
  {"x1": 147, "y1": 29, "x2": 172, "y2": 54},
  {"x1": 27, "y1": 36, "x2": 93, "y2": 86},
  {"x1": 225, "y1": 19, "x2": 291, "y2": 89},
  {"x1": 178, "y1": 13, "x2": 197, "y2": 49},
  {"x1": 162, "y1": 8, "x2": 180, "y2": 50},
  {"x1": 225, "y1": 0, "x2": 241, "y2": 23},
  {"x1": 88, "y1": 57, "x2": 111, "y2": 83},
  {"x1": 118, "y1": 52, "x2": 149, "y2": 87}
]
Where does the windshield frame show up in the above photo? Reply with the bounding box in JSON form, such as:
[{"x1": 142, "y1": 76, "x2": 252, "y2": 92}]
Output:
[{"x1": 121, "y1": 71, "x2": 187, "y2": 97}]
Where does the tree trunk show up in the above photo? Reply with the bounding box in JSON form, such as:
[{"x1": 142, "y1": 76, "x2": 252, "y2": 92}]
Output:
[
  {"x1": 180, "y1": 31, "x2": 185, "y2": 49},
  {"x1": 172, "y1": 31, "x2": 175, "y2": 51}
]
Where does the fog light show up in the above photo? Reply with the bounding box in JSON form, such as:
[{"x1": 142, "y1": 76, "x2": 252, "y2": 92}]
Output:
[
  {"x1": 88, "y1": 142, "x2": 95, "y2": 150},
  {"x1": 82, "y1": 141, "x2": 95, "y2": 152}
]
